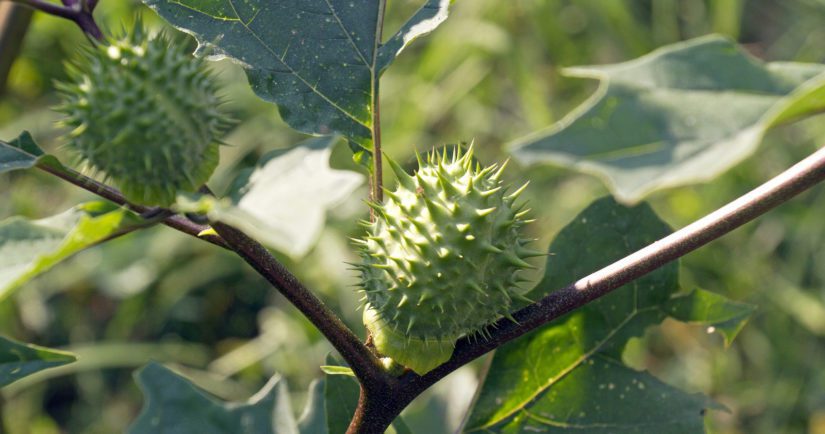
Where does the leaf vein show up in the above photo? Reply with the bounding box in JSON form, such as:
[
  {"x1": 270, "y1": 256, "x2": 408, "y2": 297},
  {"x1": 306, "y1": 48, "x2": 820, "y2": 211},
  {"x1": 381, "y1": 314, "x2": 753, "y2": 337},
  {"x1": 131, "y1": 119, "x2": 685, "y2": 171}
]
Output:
[
  {"x1": 322, "y1": 0, "x2": 372, "y2": 69},
  {"x1": 480, "y1": 305, "x2": 660, "y2": 429},
  {"x1": 221, "y1": 0, "x2": 369, "y2": 128}
]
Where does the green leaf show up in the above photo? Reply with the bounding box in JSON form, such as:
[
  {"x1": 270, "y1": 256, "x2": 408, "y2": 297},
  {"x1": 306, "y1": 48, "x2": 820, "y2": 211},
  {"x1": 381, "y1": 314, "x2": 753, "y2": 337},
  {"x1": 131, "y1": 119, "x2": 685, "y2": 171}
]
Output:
[
  {"x1": 465, "y1": 198, "x2": 753, "y2": 432},
  {"x1": 478, "y1": 354, "x2": 718, "y2": 434},
  {"x1": 0, "y1": 131, "x2": 44, "y2": 173},
  {"x1": 177, "y1": 136, "x2": 364, "y2": 258},
  {"x1": 128, "y1": 362, "x2": 298, "y2": 434},
  {"x1": 533, "y1": 196, "x2": 680, "y2": 352},
  {"x1": 0, "y1": 203, "x2": 134, "y2": 301},
  {"x1": 320, "y1": 365, "x2": 355, "y2": 376},
  {"x1": 298, "y1": 379, "x2": 326, "y2": 434},
  {"x1": 143, "y1": 0, "x2": 450, "y2": 145},
  {"x1": 0, "y1": 131, "x2": 67, "y2": 175},
  {"x1": 510, "y1": 35, "x2": 825, "y2": 203},
  {"x1": 465, "y1": 198, "x2": 751, "y2": 432},
  {"x1": 665, "y1": 288, "x2": 756, "y2": 347},
  {"x1": 0, "y1": 336, "x2": 76, "y2": 388},
  {"x1": 324, "y1": 356, "x2": 362, "y2": 434},
  {"x1": 348, "y1": 139, "x2": 373, "y2": 169},
  {"x1": 376, "y1": 0, "x2": 452, "y2": 74},
  {"x1": 466, "y1": 197, "x2": 680, "y2": 430}
]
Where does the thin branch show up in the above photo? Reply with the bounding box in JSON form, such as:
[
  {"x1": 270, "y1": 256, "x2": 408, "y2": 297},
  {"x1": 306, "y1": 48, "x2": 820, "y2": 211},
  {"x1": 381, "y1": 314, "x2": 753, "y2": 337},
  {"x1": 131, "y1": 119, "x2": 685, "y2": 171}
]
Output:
[
  {"x1": 403, "y1": 144, "x2": 825, "y2": 392},
  {"x1": 6, "y1": 0, "x2": 102, "y2": 40},
  {"x1": 209, "y1": 222, "x2": 391, "y2": 388},
  {"x1": 34, "y1": 161, "x2": 228, "y2": 249}
]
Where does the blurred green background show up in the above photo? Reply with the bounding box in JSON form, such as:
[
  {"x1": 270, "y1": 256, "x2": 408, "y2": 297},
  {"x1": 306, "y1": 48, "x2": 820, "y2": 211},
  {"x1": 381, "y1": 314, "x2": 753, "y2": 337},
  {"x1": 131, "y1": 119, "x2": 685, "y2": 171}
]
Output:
[{"x1": 2, "y1": 0, "x2": 825, "y2": 433}]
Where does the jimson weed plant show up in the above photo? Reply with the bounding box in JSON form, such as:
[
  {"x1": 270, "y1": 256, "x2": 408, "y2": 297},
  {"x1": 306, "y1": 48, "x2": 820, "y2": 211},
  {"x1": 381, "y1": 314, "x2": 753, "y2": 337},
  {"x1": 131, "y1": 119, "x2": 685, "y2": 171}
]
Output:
[{"x1": 1, "y1": 1, "x2": 825, "y2": 433}]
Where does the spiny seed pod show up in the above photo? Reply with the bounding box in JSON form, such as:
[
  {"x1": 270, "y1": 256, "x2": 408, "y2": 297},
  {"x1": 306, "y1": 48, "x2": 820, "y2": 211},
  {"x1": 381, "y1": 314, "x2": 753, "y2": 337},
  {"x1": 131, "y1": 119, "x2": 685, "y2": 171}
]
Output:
[
  {"x1": 56, "y1": 21, "x2": 231, "y2": 206},
  {"x1": 355, "y1": 146, "x2": 543, "y2": 374}
]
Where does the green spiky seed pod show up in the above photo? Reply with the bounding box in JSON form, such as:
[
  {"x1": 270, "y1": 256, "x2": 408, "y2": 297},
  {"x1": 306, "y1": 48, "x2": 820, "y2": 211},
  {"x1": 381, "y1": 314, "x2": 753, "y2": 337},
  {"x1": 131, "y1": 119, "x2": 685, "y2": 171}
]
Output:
[
  {"x1": 56, "y1": 22, "x2": 231, "y2": 206},
  {"x1": 356, "y1": 146, "x2": 542, "y2": 374}
]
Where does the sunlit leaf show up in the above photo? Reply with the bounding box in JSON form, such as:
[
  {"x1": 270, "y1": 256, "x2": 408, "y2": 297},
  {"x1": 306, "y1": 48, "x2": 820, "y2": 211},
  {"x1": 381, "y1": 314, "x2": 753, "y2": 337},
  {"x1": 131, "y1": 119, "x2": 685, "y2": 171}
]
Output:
[
  {"x1": 465, "y1": 197, "x2": 731, "y2": 432},
  {"x1": 377, "y1": 0, "x2": 452, "y2": 74},
  {"x1": 0, "y1": 202, "x2": 135, "y2": 301},
  {"x1": 0, "y1": 336, "x2": 76, "y2": 388},
  {"x1": 510, "y1": 35, "x2": 825, "y2": 203},
  {"x1": 128, "y1": 362, "x2": 298, "y2": 434},
  {"x1": 178, "y1": 136, "x2": 364, "y2": 258},
  {"x1": 480, "y1": 355, "x2": 718, "y2": 434},
  {"x1": 465, "y1": 197, "x2": 679, "y2": 430},
  {"x1": 143, "y1": 0, "x2": 450, "y2": 145}
]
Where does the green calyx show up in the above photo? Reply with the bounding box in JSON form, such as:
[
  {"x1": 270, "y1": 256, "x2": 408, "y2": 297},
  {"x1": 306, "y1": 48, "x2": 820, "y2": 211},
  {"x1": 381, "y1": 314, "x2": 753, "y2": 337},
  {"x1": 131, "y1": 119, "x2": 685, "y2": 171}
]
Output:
[
  {"x1": 357, "y1": 145, "x2": 542, "y2": 374},
  {"x1": 56, "y1": 21, "x2": 231, "y2": 206}
]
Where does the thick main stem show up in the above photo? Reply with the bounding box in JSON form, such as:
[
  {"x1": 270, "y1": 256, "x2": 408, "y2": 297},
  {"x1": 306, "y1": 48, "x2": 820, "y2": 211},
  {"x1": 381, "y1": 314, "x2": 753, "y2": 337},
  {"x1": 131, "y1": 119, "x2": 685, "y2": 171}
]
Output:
[{"x1": 347, "y1": 386, "x2": 408, "y2": 434}]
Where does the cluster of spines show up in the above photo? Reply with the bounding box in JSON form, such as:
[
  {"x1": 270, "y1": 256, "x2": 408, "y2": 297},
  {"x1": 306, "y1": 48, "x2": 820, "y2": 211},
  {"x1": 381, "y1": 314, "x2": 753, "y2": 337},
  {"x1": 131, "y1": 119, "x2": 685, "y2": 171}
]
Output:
[
  {"x1": 355, "y1": 145, "x2": 543, "y2": 373},
  {"x1": 56, "y1": 21, "x2": 232, "y2": 205}
]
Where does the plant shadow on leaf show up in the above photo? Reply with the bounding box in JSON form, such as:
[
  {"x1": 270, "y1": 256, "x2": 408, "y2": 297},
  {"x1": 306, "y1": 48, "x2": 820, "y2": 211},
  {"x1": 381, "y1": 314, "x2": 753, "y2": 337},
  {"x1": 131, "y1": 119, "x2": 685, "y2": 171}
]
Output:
[{"x1": 463, "y1": 197, "x2": 748, "y2": 433}]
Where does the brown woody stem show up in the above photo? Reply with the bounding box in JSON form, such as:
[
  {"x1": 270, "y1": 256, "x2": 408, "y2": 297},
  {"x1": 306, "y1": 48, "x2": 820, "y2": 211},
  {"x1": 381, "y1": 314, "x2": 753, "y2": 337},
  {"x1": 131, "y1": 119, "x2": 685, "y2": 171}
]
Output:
[{"x1": 210, "y1": 222, "x2": 390, "y2": 388}]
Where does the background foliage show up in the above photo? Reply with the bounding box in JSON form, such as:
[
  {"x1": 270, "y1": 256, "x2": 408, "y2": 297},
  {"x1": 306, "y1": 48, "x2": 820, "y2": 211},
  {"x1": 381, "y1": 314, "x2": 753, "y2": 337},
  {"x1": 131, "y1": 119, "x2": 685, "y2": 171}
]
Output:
[{"x1": 2, "y1": 0, "x2": 825, "y2": 433}]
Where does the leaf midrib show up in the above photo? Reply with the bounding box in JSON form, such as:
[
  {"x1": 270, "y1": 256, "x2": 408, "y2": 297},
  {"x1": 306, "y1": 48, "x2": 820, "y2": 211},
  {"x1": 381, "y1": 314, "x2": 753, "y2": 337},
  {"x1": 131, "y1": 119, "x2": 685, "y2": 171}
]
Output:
[{"x1": 470, "y1": 301, "x2": 660, "y2": 431}]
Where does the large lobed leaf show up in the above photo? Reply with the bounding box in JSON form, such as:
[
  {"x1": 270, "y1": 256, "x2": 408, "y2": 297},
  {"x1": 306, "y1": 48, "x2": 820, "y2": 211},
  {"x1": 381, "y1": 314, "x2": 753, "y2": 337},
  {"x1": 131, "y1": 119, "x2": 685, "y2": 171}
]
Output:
[
  {"x1": 129, "y1": 363, "x2": 298, "y2": 434},
  {"x1": 128, "y1": 360, "x2": 410, "y2": 433},
  {"x1": 510, "y1": 35, "x2": 825, "y2": 203},
  {"x1": 464, "y1": 197, "x2": 751, "y2": 433},
  {"x1": 0, "y1": 202, "x2": 136, "y2": 301},
  {"x1": 485, "y1": 355, "x2": 714, "y2": 434},
  {"x1": 0, "y1": 336, "x2": 76, "y2": 388},
  {"x1": 143, "y1": 0, "x2": 451, "y2": 146}
]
